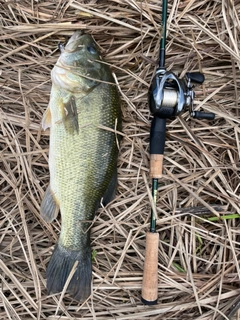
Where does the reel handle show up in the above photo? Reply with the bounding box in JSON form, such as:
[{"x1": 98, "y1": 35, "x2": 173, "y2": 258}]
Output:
[{"x1": 191, "y1": 111, "x2": 215, "y2": 120}]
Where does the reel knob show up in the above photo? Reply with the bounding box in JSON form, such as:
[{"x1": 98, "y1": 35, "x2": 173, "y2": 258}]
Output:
[
  {"x1": 191, "y1": 111, "x2": 215, "y2": 120},
  {"x1": 186, "y1": 72, "x2": 205, "y2": 84}
]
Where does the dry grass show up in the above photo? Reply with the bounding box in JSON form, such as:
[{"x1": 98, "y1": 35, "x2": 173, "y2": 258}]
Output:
[{"x1": 0, "y1": 0, "x2": 240, "y2": 319}]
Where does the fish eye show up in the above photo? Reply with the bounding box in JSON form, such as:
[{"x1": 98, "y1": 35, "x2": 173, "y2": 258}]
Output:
[{"x1": 87, "y1": 46, "x2": 97, "y2": 55}]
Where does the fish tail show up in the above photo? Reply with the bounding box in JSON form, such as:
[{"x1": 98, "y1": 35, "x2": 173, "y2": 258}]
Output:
[{"x1": 46, "y1": 243, "x2": 92, "y2": 302}]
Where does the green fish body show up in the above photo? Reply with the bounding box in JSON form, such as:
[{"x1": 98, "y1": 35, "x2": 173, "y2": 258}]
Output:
[{"x1": 41, "y1": 31, "x2": 121, "y2": 302}]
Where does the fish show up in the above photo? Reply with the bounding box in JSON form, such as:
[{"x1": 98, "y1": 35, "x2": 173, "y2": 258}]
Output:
[{"x1": 40, "y1": 31, "x2": 121, "y2": 302}]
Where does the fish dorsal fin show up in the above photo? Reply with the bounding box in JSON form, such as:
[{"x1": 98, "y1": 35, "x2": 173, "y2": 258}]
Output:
[
  {"x1": 61, "y1": 95, "x2": 79, "y2": 134},
  {"x1": 42, "y1": 106, "x2": 52, "y2": 130}
]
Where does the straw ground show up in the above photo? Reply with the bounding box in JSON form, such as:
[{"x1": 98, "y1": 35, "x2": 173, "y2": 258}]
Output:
[{"x1": 0, "y1": 0, "x2": 240, "y2": 319}]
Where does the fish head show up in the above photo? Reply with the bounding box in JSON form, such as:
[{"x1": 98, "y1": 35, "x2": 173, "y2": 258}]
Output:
[
  {"x1": 52, "y1": 31, "x2": 107, "y2": 93},
  {"x1": 62, "y1": 31, "x2": 101, "y2": 69}
]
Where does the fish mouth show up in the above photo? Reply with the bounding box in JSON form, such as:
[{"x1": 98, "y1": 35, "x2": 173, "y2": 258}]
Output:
[
  {"x1": 64, "y1": 31, "x2": 85, "y2": 52},
  {"x1": 67, "y1": 31, "x2": 84, "y2": 44}
]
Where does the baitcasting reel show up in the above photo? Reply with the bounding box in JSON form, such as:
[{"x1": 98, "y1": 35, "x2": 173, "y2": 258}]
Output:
[{"x1": 149, "y1": 68, "x2": 215, "y2": 120}]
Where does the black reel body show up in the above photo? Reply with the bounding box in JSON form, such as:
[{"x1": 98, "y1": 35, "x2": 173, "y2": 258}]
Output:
[{"x1": 149, "y1": 68, "x2": 215, "y2": 120}]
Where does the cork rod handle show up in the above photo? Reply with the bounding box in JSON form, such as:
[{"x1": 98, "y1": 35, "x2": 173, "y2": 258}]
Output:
[{"x1": 141, "y1": 232, "x2": 159, "y2": 304}]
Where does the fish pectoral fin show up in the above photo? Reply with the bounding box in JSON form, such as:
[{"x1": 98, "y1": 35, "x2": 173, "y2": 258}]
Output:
[
  {"x1": 42, "y1": 106, "x2": 52, "y2": 130},
  {"x1": 40, "y1": 185, "x2": 59, "y2": 223},
  {"x1": 61, "y1": 95, "x2": 79, "y2": 134}
]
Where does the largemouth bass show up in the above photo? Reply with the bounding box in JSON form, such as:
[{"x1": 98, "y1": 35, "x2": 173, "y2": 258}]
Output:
[{"x1": 40, "y1": 31, "x2": 121, "y2": 302}]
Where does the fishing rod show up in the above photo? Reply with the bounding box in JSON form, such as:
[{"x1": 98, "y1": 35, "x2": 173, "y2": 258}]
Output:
[{"x1": 141, "y1": 0, "x2": 215, "y2": 305}]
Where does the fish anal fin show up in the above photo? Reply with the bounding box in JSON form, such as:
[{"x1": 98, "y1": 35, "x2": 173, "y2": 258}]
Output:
[
  {"x1": 42, "y1": 107, "x2": 52, "y2": 130},
  {"x1": 40, "y1": 185, "x2": 59, "y2": 223},
  {"x1": 61, "y1": 95, "x2": 79, "y2": 134},
  {"x1": 102, "y1": 167, "x2": 118, "y2": 206}
]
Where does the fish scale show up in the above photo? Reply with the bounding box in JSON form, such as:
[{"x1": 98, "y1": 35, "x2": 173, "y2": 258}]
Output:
[{"x1": 40, "y1": 31, "x2": 121, "y2": 301}]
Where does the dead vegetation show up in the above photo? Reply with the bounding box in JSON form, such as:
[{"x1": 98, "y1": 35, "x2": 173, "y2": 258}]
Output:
[{"x1": 0, "y1": 0, "x2": 240, "y2": 319}]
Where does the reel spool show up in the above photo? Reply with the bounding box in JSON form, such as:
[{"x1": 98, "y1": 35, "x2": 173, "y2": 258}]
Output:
[{"x1": 149, "y1": 68, "x2": 215, "y2": 120}]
